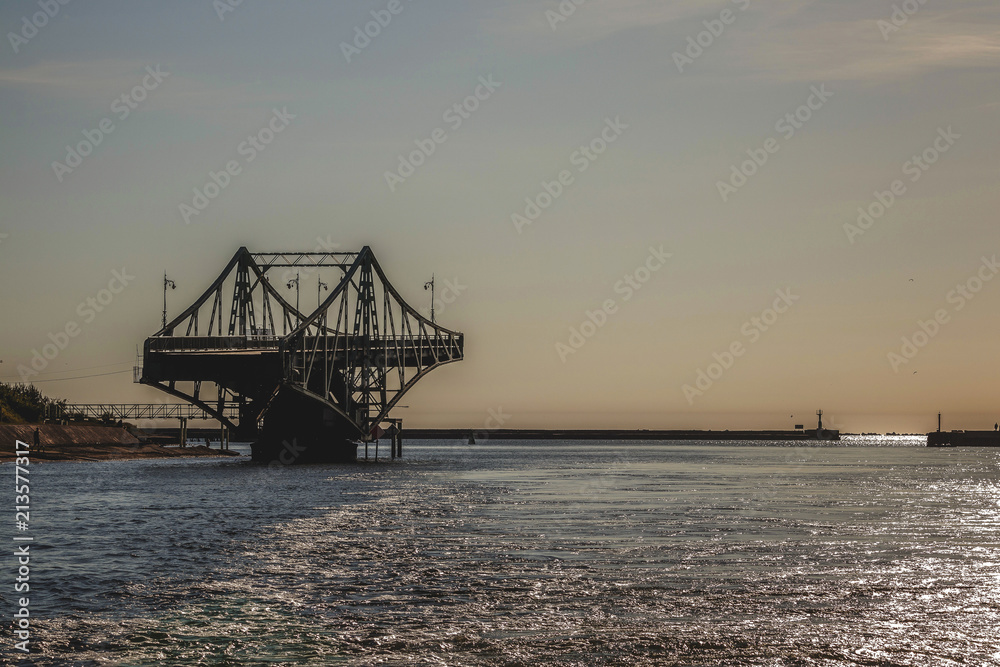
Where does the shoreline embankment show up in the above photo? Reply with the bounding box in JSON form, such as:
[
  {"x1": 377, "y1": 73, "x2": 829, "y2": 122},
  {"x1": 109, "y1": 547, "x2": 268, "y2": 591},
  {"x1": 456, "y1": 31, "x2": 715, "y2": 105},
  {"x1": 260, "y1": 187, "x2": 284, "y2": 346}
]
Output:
[{"x1": 0, "y1": 424, "x2": 240, "y2": 463}]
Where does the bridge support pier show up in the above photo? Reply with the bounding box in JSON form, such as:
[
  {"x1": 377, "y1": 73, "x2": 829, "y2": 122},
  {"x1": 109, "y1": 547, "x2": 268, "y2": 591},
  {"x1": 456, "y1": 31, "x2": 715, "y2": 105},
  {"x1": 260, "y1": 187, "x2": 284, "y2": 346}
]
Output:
[
  {"x1": 390, "y1": 430, "x2": 401, "y2": 458},
  {"x1": 383, "y1": 419, "x2": 402, "y2": 460},
  {"x1": 179, "y1": 417, "x2": 187, "y2": 448},
  {"x1": 252, "y1": 390, "x2": 358, "y2": 464}
]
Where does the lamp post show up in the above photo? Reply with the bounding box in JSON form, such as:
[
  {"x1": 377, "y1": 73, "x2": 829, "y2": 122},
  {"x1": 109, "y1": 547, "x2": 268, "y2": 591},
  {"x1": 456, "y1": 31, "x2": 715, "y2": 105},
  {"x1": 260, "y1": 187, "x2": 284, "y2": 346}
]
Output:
[
  {"x1": 317, "y1": 277, "x2": 328, "y2": 327},
  {"x1": 424, "y1": 274, "x2": 435, "y2": 323},
  {"x1": 287, "y1": 272, "x2": 300, "y2": 327},
  {"x1": 318, "y1": 277, "x2": 328, "y2": 308},
  {"x1": 162, "y1": 272, "x2": 176, "y2": 329}
]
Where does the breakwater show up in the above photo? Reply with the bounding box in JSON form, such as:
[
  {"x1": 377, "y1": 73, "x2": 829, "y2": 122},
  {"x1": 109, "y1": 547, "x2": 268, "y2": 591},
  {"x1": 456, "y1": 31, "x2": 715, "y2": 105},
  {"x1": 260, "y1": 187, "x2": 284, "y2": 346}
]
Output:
[
  {"x1": 927, "y1": 430, "x2": 1000, "y2": 447},
  {"x1": 405, "y1": 428, "x2": 841, "y2": 441}
]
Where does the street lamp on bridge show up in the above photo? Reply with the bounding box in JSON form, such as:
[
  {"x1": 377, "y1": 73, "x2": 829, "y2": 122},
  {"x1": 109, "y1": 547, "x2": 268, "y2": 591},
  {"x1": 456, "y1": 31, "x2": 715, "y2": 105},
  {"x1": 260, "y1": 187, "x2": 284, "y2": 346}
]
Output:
[
  {"x1": 162, "y1": 272, "x2": 176, "y2": 329},
  {"x1": 286, "y1": 272, "x2": 300, "y2": 327},
  {"x1": 318, "y1": 277, "x2": 328, "y2": 308},
  {"x1": 424, "y1": 274, "x2": 435, "y2": 323}
]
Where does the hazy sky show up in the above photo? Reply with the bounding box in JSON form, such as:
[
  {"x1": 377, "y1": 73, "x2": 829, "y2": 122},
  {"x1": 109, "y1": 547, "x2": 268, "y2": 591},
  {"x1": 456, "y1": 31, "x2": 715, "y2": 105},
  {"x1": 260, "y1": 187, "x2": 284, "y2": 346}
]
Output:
[{"x1": 1, "y1": 0, "x2": 998, "y2": 432}]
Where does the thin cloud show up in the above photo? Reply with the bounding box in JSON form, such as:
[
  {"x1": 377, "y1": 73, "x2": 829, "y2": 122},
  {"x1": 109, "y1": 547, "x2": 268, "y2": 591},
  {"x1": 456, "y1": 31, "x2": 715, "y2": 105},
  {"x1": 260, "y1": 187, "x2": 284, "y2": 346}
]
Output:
[
  {"x1": 0, "y1": 59, "x2": 287, "y2": 115},
  {"x1": 0, "y1": 59, "x2": 147, "y2": 92},
  {"x1": 728, "y1": 11, "x2": 1000, "y2": 83},
  {"x1": 484, "y1": 0, "x2": 1000, "y2": 83},
  {"x1": 484, "y1": 0, "x2": 711, "y2": 44}
]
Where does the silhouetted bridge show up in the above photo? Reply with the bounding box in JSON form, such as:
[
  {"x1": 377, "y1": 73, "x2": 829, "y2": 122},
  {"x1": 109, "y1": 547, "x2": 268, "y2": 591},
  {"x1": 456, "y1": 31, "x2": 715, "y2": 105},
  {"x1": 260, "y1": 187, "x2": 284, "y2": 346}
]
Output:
[{"x1": 138, "y1": 247, "x2": 463, "y2": 462}]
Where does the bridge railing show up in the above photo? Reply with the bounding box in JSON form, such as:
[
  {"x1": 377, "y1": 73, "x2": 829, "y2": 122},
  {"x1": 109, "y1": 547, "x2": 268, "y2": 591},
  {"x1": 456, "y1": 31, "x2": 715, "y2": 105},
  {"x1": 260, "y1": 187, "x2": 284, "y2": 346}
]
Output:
[
  {"x1": 148, "y1": 336, "x2": 284, "y2": 352},
  {"x1": 148, "y1": 333, "x2": 464, "y2": 353},
  {"x1": 58, "y1": 403, "x2": 242, "y2": 420}
]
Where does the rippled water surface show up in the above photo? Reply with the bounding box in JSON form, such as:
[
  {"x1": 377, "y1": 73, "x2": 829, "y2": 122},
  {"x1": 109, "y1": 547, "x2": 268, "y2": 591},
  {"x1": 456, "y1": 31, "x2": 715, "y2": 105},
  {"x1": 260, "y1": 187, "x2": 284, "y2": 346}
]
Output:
[{"x1": 5, "y1": 436, "x2": 1000, "y2": 665}]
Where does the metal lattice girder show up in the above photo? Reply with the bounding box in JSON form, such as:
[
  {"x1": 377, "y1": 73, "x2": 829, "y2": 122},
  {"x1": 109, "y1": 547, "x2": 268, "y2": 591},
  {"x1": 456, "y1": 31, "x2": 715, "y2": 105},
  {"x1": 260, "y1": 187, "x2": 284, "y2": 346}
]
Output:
[
  {"x1": 283, "y1": 247, "x2": 463, "y2": 436},
  {"x1": 250, "y1": 251, "x2": 358, "y2": 270},
  {"x1": 140, "y1": 246, "x2": 463, "y2": 440},
  {"x1": 59, "y1": 403, "x2": 241, "y2": 420},
  {"x1": 155, "y1": 248, "x2": 307, "y2": 339}
]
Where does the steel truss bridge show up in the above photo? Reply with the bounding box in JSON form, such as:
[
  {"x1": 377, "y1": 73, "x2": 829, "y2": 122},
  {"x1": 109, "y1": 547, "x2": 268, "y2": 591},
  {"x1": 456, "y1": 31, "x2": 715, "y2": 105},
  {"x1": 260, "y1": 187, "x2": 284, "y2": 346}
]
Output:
[
  {"x1": 138, "y1": 246, "x2": 463, "y2": 461},
  {"x1": 58, "y1": 403, "x2": 240, "y2": 421}
]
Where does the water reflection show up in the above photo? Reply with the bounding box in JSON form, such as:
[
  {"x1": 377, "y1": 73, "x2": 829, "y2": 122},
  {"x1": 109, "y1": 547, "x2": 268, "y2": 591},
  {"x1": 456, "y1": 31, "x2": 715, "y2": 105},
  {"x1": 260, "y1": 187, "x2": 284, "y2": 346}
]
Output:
[{"x1": 12, "y1": 437, "x2": 1000, "y2": 665}]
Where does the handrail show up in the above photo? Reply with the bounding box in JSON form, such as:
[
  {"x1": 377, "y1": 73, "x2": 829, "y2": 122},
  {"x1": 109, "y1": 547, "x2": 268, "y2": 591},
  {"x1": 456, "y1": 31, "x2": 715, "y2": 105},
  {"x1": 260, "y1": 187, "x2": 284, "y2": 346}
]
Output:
[{"x1": 148, "y1": 333, "x2": 463, "y2": 351}]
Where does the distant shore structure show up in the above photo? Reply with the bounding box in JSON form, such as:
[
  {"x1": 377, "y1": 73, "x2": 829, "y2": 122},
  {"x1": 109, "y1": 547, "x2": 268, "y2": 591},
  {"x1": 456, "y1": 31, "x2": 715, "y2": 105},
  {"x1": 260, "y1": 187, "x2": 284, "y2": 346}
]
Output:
[{"x1": 927, "y1": 412, "x2": 1000, "y2": 447}]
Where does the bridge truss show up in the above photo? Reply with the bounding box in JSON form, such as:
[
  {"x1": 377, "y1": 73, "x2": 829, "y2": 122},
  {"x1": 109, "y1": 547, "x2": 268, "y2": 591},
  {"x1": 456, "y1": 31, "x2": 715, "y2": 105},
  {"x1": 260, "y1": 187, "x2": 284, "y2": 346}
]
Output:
[{"x1": 139, "y1": 247, "x2": 463, "y2": 444}]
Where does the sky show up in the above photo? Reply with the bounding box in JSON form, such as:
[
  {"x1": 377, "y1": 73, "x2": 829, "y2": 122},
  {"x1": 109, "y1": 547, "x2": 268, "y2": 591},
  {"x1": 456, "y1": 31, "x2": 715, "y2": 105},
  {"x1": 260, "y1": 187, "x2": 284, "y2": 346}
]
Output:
[{"x1": 1, "y1": 0, "x2": 998, "y2": 433}]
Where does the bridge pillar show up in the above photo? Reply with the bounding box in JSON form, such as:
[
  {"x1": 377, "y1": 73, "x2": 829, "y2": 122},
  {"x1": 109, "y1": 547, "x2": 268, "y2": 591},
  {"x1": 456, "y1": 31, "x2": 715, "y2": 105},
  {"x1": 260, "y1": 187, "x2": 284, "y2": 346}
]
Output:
[
  {"x1": 252, "y1": 389, "x2": 358, "y2": 464},
  {"x1": 385, "y1": 421, "x2": 401, "y2": 459},
  {"x1": 234, "y1": 402, "x2": 261, "y2": 441}
]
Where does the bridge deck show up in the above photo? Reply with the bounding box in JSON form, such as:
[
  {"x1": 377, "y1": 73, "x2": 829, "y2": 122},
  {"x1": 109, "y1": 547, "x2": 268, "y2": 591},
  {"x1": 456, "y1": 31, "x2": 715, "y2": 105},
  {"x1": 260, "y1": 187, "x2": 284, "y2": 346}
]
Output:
[
  {"x1": 146, "y1": 335, "x2": 462, "y2": 368},
  {"x1": 147, "y1": 335, "x2": 461, "y2": 352}
]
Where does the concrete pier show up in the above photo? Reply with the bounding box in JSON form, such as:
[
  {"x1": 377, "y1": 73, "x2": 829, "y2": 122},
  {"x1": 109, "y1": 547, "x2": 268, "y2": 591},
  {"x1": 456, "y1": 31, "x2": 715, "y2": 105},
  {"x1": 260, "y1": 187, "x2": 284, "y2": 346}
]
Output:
[{"x1": 927, "y1": 431, "x2": 1000, "y2": 447}]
